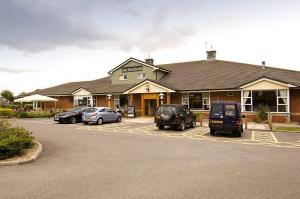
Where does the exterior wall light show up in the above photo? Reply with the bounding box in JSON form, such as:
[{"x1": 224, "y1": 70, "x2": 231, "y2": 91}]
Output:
[
  {"x1": 107, "y1": 94, "x2": 112, "y2": 100},
  {"x1": 159, "y1": 93, "x2": 165, "y2": 99},
  {"x1": 145, "y1": 83, "x2": 150, "y2": 92}
]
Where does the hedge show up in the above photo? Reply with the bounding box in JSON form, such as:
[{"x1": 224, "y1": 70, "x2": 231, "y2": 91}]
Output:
[
  {"x1": 0, "y1": 108, "x2": 14, "y2": 117},
  {"x1": 0, "y1": 120, "x2": 34, "y2": 160}
]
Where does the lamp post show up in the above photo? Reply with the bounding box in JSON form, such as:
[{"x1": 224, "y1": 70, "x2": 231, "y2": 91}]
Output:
[{"x1": 159, "y1": 93, "x2": 165, "y2": 105}]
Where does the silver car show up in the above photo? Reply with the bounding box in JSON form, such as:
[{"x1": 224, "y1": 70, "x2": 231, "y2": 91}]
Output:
[{"x1": 82, "y1": 107, "x2": 122, "y2": 125}]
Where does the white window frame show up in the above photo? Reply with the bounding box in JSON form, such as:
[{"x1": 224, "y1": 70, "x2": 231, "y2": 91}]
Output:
[
  {"x1": 119, "y1": 74, "x2": 128, "y2": 80},
  {"x1": 202, "y1": 92, "x2": 210, "y2": 110},
  {"x1": 182, "y1": 98, "x2": 189, "y2": 107},
  {"x1": 241, "y1": 89, "x2": 289, "y2": 113},
  {"x1": 73, "y1": 95, "x2": 93, "y2": 107},
  {"x1": 241, "y1": 90, "x2": 252, "y2": 112},
  {"x1": 181, "y1": 92, "x2": 211, "y2": 111},
  {"x1": 137, "y1": 73, "x2": 146, "y2": 79}
]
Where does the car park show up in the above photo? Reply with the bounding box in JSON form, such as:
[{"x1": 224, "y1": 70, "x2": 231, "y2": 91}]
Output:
[
  {"x1": 54, "y1": 107, "x2": 89, "y2": 124},
  {"x1": 154, "y1": 104, "x2": 196, "y2": 131},
  {"x1": 209, "y1": 101, "x2": 244, "y2": 137},
  {"x1": 82, "y1": 107, "x2": 122, "y2": 125}
]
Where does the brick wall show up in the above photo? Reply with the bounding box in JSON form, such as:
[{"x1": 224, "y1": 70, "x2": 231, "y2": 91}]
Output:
[
  {"x1": 43, "y1": 96, "x2": 73, "y2": 110},
  {"x1": 170, "y1": 93, "x2": 181, "y2": 104},
  {"x1": 290, "y1": 89, "x2": 300, "y2": 122},
  {"x1": 210, "y1": 91, "x2": 241, "y2": 103},
  {"x1": 96, "y1": 95, "x2": 107, "y2": 107}
]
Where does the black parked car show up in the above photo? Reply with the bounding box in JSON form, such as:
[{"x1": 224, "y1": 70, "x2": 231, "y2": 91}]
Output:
[
  {"x1": 154, "y1": 104, "x2": 196, "y2": 131},
  {"x1": 209, "y1": 101, "x2": 244, "y2": 137},
  {"x1": 54, "y1": 107, "x2": 90, "y2": 124}
]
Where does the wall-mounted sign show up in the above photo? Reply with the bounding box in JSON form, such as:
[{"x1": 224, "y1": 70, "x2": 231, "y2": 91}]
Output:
[{"x1": 122, "y1": 66, "x2": 143, "y2": 73}]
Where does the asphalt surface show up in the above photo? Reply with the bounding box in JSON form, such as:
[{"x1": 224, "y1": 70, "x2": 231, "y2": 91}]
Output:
[{"x1": 1, "y1": 118, "x2": 300, "y2": 199}]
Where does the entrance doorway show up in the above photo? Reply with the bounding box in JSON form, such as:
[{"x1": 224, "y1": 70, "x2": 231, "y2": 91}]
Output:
[{"x1": 144, "y1": 99, "x2": 157, "y2": 116}]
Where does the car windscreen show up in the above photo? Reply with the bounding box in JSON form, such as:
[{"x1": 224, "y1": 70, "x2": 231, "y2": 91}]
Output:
[
  {"x1": 225, "y1": 105, "x2": 236, "y2": 117},
  {"x1": 157, "y1": 106, "x2": 176, "y2": 113},
  {"x1": 85, "y1": 108, "x2": 98, "y2": 113},
  {"x1": 211, "y1": 104, "x2": 223, "y2": 117}
]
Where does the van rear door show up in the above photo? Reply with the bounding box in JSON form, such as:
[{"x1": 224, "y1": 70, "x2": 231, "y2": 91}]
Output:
[
  {"x1": 224, "y1": 104, "x2": 237, "y2": 129},
  {"x1": 210, "y1": 103, "x2": 224, "y2": 126}
]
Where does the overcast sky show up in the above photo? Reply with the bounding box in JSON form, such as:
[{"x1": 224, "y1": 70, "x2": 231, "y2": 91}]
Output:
[{"x1": 1, "y1": 0, "x2": 300, "y2": 95}]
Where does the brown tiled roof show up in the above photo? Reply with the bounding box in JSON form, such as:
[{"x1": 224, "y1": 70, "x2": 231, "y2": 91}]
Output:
[
  {"x1": 157, "y1": 60, "x2": 300, "y2": 91},
  {"x1": 27, "y1": 59, "x2": 300, "y2": 96},
  {"x1": 27, "y1": 77, "x2": 134, "y2": 96}
]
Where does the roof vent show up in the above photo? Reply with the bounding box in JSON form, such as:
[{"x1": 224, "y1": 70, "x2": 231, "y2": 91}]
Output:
[
  {"x1": 145, "y1": 58, "x2": 154, "y2": 65},
  {"x1": 206, "y1": 50, "x2": 216, "y2": 61}
]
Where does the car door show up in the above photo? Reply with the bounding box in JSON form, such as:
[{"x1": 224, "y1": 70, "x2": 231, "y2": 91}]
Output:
[
  {"x1": 209, "y1": 103, "x2": 224, "y2": 127},
  {"x1": 103, "y1": 108, "x2": 115, "y2": 122},
  {"x1": 224, "y1": 104, "x2": 237, "y2": 129},
  {"x1": 184, "y1": 108, "x2": 193, "y2": 125}
]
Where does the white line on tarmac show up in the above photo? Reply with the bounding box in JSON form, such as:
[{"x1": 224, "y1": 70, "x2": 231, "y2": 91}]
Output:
[
  {"x1": 270, "y1": 132, "x2": 279, "y2": 143},
  {"x1": 251, "y1": 131, "x2": 255, "y2": 141}
]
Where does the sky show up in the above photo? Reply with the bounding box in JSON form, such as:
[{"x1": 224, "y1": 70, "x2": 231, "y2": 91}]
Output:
[{"x1": 1, "y1": 0, "x2": 300, "y2": 95}]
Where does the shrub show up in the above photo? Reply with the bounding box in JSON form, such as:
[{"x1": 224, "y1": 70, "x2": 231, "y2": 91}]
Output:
[
  {"x1": 192, "y1": 112, "x2": 203, "y2": 118},
  {"x1": 0, "y1": 108, "x2": 14, "y2": 117},
  {"x1": 0, "y1": 120, "x2": 34, "y2": 160},
  {"x1": 257, "y1": 104, "x2": 270, "y2": 122},
  {"x1": 14, "y1": 110, "x2": 55, "y2": 118}
]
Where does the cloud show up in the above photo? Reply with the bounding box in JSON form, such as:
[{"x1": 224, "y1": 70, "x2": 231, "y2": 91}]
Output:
[
  {"x1": 0, "y1": 66, "x2": 39, "y2": 73},
  {"x1": 0, "y1": 0, "x2": 200, "y2": 53}
]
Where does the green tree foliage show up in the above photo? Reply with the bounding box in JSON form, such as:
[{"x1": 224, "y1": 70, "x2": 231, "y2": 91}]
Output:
[{"x1": 1, "y1": 90, "x2": 14, "y2": 103}]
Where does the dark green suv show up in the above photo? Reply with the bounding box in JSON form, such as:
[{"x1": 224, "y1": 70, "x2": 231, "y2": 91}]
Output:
[{"x1": 154, "y1": 104, "x2": 196, "y2": 131}]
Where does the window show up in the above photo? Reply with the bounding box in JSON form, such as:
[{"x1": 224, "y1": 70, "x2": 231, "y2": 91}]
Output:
[
  {"x1": 203, "y1": 92, "x2": 210, "y2": 110},
  {"x1": 182, "y1": 98, "x2": 189, "y2": 107},
  {"x1": 181, "y1": 92, "x2": 210, "y2": 110},
  {"x1": 242, "y1": 91, "x2": 252, "y2": 111},
  {"x1": 277, "y1": 90, "x2": 288, "y2": 112},
  {"x1": 228, "y1": 92, "x2": 233, "y2": 96},
  {"x1": 189, "y1": 93, "x2": 203, "y2": 109},
  {"x1": 114, "y1": 98, "x2": 120, "y2": 109},
  {"x1": 211, "y1": 104, "x2": 223, "y2": 117},
  {"x1": 137, "y1": 73, "x2": 146, "y2": 79},
  {"x1": 74, "y1": 96, "x2": 92, "y2": 107},
  {"x1": 119, "y1": 74, "x2": 128, "y2": 80},
  {"x1": 242, "y1": 89, "x2": 289, "y2": 113},
  {"x1": 225, "y1": 105, "x2": 235, "y2": 117}
]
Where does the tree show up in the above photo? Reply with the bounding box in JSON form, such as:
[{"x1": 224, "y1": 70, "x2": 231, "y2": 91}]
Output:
[{"x1": 1, "y1": 90, "x2": 14, "y2": 103}]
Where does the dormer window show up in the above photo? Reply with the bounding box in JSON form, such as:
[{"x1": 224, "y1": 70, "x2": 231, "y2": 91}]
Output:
[
  {"x1": 119, "y1": 74, "x2": 128, "y2": 80},
  {"x1": 137, "y1": 73, "x2": 146, "y2": 79}
]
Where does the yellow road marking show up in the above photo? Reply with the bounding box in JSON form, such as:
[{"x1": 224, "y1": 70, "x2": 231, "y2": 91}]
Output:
[{"x1": 251, "y1": 131, "x2": 255, "y2": 141}]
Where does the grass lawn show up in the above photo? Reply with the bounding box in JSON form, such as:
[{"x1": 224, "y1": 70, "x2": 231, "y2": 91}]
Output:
[{"x1": 273, "y1": 126, "x2": 300, "y2": 133}]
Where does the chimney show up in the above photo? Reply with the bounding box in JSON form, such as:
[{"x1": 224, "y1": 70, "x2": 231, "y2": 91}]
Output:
[
  {"x1": 262, "y1": 61, "x2": 266, "y2": 70},
  {"x1": 145, "y1": 58, "x2": 154, "y2": 65},
  {"x1": 206, "y1": 50, "x2": 216, "y2": 61}
]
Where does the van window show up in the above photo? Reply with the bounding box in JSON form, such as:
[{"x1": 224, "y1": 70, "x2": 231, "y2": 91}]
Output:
[
  {"x1": 211, "y1": 104, "x2": 223, "y2": 117},
  {"x1": 225, "y1": 105, "x2": 235, "y2": 117}
]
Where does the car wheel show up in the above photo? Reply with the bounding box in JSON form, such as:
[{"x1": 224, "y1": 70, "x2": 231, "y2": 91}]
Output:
[
  {"x1": 117, "y1": 116, "x2": 122, "y2": 122},
  {"x1": 191, "y1": 119, "x2": 196, "y2": 128},
  {"x1": 234, "y1": 131, "x2": 242, "y2": 137},
  {"x1": 97, "y1": 118, "x2": 103, "y2": 125},
  {"x1": 70, "y1": 117, "x2": 77, "y2": 124},
  {"x1": 210, "y1": 128, "x2": 215, "y2": 135},
  {"x1": 158, "y1": 125, "x2": 165, "y2": 130},
  {"x1": 178, "y1": 120, "x2": 185, "y2": 131}
]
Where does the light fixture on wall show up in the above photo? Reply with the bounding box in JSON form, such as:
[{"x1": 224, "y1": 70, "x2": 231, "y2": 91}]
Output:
[
  {"x1": 107, "y1": 94, "x2": 112, "y2": 100},
  {"x1": 159, "y1": 93, "x2": 165, "y2": 100},
  {"x1": 145, "y1": 83, "x2": 150, "y2": 92}
]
